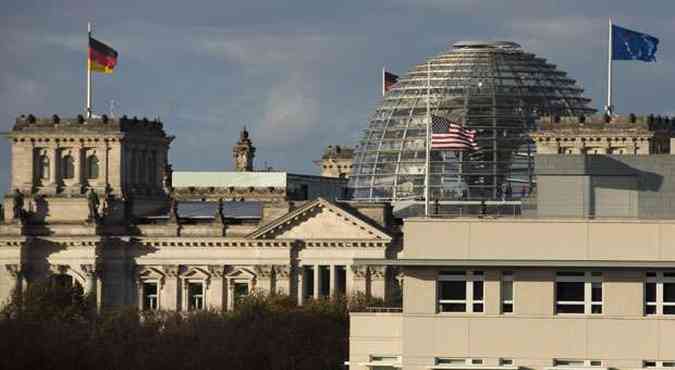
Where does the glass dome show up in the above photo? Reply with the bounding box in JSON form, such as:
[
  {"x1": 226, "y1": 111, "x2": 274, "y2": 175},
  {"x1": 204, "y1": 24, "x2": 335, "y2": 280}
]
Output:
[{"x1": 348, "y1": 41, "x2": 595, "y2": 203}]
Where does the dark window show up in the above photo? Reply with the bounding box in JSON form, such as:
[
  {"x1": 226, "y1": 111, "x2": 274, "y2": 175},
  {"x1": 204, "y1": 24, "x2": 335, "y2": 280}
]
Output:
[
  {"x1": 62, "y1": 155, "x2": 74, "y2": 179},
  {"x1": 188, "y1": 282, "x2": 204, "y2": 310},
  {"x1": 143, "y1": 282, "x2": 158, "y2": 310},
  {"x1": 87, "y1": 155, "x2": 99, "y2": 179}
]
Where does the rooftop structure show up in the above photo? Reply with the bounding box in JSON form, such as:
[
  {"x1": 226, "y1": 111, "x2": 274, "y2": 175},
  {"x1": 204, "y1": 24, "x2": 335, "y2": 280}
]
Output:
[
  {"x1": 531, "y1": 114, "x2": 674, "y2": 155},
  {"x1": 348, "y1": 41, "x2": 595, "y2": 204},
  {"x1": 315, "y1": 145, "x2": 354, "y2": 178}
]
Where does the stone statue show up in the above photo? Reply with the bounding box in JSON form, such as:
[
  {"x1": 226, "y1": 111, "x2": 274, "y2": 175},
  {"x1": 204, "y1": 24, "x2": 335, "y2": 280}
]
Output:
[
  {"x1": 12, "y1": 189, "x2": 24, "y2": 221},
  {"x1": 163, "y1": 163, "x2": 173, "y2": 192},
  {"x1": 168, "y1": 193, "x2": 179, "y2": 223},
  {"x1": 87, "y1": 189, "x2": 100, "y2": 223}
]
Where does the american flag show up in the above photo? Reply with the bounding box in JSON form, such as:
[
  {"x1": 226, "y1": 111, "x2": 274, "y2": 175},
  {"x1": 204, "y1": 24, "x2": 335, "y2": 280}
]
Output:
[
  {"x1": 431, "y1": 115, "x2": 479, "y2": 151},
  {"x1": 383, "y1": 70, "x2": 399, "y2": 95}
]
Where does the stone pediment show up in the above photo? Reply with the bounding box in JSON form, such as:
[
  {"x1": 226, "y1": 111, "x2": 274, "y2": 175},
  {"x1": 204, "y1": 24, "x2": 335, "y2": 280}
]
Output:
[{"x1": 248, "y1": 198, "x2": 391, "y2": 241}]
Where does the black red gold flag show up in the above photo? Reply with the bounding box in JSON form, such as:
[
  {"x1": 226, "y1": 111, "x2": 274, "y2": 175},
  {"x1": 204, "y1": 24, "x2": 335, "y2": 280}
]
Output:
[{"x1": 89, "y1": 37, "x2": 118, "y2": 74}]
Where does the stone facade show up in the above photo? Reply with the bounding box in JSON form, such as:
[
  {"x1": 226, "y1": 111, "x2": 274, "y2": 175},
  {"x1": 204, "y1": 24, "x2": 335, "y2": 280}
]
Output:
[
  {"x1": 315, "y1": 145, "x2": 353, "y2": 178},
  {"x1": 3, "y1": 114, "x2": 172, "y2": 223},
  {"x1": 531, "y1": 114, "x2": 673, "y2": 155},
  {"x1": 0, "y1": 115, "x2": 397, "y2": 312},
  {"x1": 232, "y1": 127, "x2": 255, "y2": 172}
]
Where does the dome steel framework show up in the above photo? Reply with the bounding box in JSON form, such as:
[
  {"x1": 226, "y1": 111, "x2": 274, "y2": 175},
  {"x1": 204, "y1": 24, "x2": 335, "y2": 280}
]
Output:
[{"x1": 348, "y1": 41, "x2": 596, "y2": 203}]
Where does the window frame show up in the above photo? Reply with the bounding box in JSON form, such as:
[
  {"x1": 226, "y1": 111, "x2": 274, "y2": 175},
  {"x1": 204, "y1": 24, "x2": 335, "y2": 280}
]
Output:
[
  {"x1": 645, "y1": 272, "x2": 675, "y2": 316},
  {"x1": 501, "y1": 271, "x2": 514, "y2": 314},
  {"x1": 437, "y1": 271, "x2": 484, "y2": 314},
  {"x1": 142, "y1": 280, "x2": 160, "y2": 311},
  {"x1": 187, "y1": 280, "x2": 205, "y2": 311},
  {"x1": 555, "y1": 272, "x2": 603, "y2": 315}
]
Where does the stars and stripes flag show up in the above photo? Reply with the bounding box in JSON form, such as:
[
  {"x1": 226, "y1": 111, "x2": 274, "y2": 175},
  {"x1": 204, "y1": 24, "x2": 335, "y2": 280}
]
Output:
[
  {"x1": 382, "y1": 69, "x2": 399, "y2": 95},
  {"x1": 431, "y1": 115, "x2": 479, "y2": 151}
]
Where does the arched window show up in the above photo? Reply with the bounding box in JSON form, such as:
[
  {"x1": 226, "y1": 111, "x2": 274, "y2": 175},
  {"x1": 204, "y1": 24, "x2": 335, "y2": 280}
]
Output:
[
  {"x1": 129, "y1": 151, "x2": 136, "y2": 183},
  {"x1": 87, "y1": 155, "x2": 99, "y2": 179},
  {"x1": 39, "y1": 154, "x2": 50, "y2": 180},
  {"x1": 149, "y1": 151, "x2": 157, "y2": 185},
  {"x1": 62, "y1": 155, "x2": 74, "y2": 179}
]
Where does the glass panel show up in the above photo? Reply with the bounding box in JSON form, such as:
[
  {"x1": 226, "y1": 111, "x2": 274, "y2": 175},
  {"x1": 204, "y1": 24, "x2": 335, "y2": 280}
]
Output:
[
  {"x1": 664, "y1": 283, "x2": 675, "y2": 303},
  {"x1": 473, "y1": 281, "x2": 484, "y2": 301},
  {"x1": 556, "y1": 304, "x2": 585, "y2": 314},
  {"x1": 591, "y1": 305, "x2": 602, "y2": 314},
  {"x1": 440, "y1": 303, "x2": 466, "y2": 312},
  {"x1": 646, "y1": 282, "x2": 657, "y2": 302},
  {"x1": 556, "y1": 282, "x2": 585, "y2": 301},
  {"x1": 473, "y1": 303, "x2": 484, "y2": 312},
  {"x1": 664, "y1": 306, "x2": 675, "y2": 315},
  {"x1": 502, "y1": 303, "x2": 513, "y2": 313},
  {"x1": 591, "y1": 282, "x2": 602, "y2": 302},
  {"x1": 502, "y1": 281, "x2": 513, "y2": 301},
  {"x1": 439, "y1": 281, "x2": 466, "y2": 300},
  {"x1": 645, "y1": 305, "x2": 657, "y2": 315}
]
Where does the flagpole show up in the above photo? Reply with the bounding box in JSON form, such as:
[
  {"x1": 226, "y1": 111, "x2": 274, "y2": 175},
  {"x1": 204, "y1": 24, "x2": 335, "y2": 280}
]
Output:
[
  {"x1": 606, "y1": 18, "x2": 613, "y2": 115},
  {"x1": 424, "y1": 61, "x2": 431, "y2": 217},
  {"x1": 382, "y1": 66, "x2": 385, "y2": 96},
  {"x1": 86, "y1": 22, "x2": 92, "y2": 119}
]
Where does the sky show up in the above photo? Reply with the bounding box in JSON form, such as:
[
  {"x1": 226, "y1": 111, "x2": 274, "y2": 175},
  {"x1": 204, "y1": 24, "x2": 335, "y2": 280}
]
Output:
[{"x1": 1, "y1": 0, "x2": 674, "y2": 193}]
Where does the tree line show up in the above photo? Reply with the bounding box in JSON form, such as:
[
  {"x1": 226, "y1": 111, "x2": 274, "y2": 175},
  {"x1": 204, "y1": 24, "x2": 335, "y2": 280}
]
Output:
[{"x1": 0, "y1": 282, "x2": 387, "y2": 370}]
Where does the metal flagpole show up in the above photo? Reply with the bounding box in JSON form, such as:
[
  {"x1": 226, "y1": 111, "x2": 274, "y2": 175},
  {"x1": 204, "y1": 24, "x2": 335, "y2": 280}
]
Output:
[
  {"x1": 86, "y1": 22, "x2": 92, "y2": 119},
  {"x1": 424, "y1": 61, "x2": 431, "y2": 217},
  {"x1": 606, "y1": 18, "x2": 613, "y2": 115},
  {"x1": 382, "y1": 66, "x2": 385, "y2": 96}
]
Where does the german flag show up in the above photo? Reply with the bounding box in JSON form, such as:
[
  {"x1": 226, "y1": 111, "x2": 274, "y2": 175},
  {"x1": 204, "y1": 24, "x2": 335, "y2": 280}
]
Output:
[{"x1": 89, "y1": 37, "x2": 118, "y2": 74}]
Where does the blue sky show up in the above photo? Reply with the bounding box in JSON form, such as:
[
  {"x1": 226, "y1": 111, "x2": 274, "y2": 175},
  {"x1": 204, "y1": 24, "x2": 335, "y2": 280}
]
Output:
[{"x1": 1, "y1": 0, "x2": 674, "y2": 193}]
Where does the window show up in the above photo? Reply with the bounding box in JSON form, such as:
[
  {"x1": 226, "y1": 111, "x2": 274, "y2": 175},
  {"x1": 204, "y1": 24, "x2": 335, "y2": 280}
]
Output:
[
  {"x1": 368, "y1": 355, "x2": 401, "y2": 369},
  {"x1": 39, "y1": 154, "x2": 50, "y2": 180},
  {"x1": 438, "y1": 271, "x2": 484, "y2": 313},
  {"x1": 187, "y1": 282, "x2": 204, "y2": 310},
  {"x1": 645, "y1": 272, "x2": 675, "y2": 315},
  {"x1": 642, "y1": 361, "x2": 675, "y2": 368},
  {"x1": 555, "y1": 272, "x2": 602, "y2": 314},
  {"x1": 143, "y1": 282, "x2": 159, "y2": 310},
  {"x1": 87, "y1": 155, "x2": 99, "y2": 179},
  {"x1": 61, "y1": 155, "x2": 74, "y2": 179},
  {"x1": 554, "y1": 359, "x2": 603, "y2": 367},
  {"x1": 234, "y1": 282, "x2": 249, "y2": 305},
  {"x1": 434, "y1": 358, "x2": 487, "y2": 367},
  {"x1": 502, "y1": 271, "x2": 514, "y2": 313}
]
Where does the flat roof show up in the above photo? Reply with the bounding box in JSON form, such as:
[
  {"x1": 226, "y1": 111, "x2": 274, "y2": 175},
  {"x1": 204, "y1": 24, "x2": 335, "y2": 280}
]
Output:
[{"x1": 173, "y1": 171, "x2": 287, "y2": 188}]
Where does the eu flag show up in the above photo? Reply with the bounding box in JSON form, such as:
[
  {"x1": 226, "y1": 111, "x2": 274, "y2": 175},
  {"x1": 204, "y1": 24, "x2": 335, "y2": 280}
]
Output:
[{"x1": 612, "y1": 24, "x2": 659, "y2": 62}]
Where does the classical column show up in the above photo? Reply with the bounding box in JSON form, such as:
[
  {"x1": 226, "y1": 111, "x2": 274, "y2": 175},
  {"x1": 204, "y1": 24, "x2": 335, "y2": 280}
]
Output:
[
  {"x1": 207, "y1": 265, "x2": 226, "y2": 311},
  {"x1": 313, "y1": 264, "x2": 319, "y2": 299},
  {"x1": 369, "y1": 266, "x2": 386, "y2": 300},
  {"x1": 296, "y1": 266, "x2": 304, "y2": 306},
  {"x1": 350, "y1": 265, "x2": 368, "y2": 297},
  {"x1": 72, "y1": 144, "x2": 82, "y2": 191},
  {"x1": 329, "y1": 265, "x2": 336, "y2": 298},
  {"x1": 254, "y1": 265, "x2": 275, "y2": 293},
  {"x1": 274, "y1": 266, "x2": 291, "y2": 295},
  {"x1": 226, "y1": 278, "x2": 235, "y2": 311},
  {"x1": 161, "y1": 265, "x2": 180, "y2": 311},
  {"x1": 5, "y1": 264, "x2": 23, "y2": 295}
]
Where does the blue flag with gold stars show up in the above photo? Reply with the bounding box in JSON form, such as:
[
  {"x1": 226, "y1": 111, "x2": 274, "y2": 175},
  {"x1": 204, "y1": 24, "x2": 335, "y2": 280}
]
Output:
[{"x1": 612, "y1": 24, "x2": 659, "y2": 62}]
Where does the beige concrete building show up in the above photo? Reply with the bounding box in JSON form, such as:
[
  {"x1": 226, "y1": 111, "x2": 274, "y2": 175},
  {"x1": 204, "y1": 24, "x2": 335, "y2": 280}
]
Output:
[
  {"x1": 349, "y1": 217, "x2": 675, "y2": 370},
  {"x1": 0, "y1": 115, "x2": 398, "y2": 311}
]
